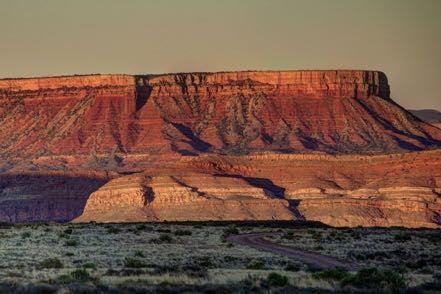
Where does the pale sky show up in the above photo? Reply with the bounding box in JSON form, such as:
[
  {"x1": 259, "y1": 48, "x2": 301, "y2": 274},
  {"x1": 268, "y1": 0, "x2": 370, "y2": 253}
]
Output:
[{"x1": 0, "y1": 0, "x2": 440, "y2": 110}]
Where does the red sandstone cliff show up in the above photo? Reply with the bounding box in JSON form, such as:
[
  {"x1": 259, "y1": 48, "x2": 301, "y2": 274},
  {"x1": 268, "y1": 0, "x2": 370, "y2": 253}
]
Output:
[
  {"x1": 1, "y1": 71, "x2": 441, "y2": 227},
  {"x1": 1, "y1": 71, "x2": 440, "y2": 172}
]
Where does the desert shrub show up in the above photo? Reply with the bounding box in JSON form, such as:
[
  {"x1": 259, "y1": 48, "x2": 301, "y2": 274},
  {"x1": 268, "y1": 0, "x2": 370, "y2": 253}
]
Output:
[
  {"x1": 174, "y1": 229, "x2": 192, "y2": 236},
  {"x1": 134, "y1": 250, "x2": 145, "y2": 258},
  {"x1": 124, "y1": 257, "x2": 145, "y2": 268},
  {"x1": 350, "y1": 231, "x2": 362, "y2": 240},
  {"x1": 406, "y1": 259, "x2": 428, "y2": 270},
  {"x1": 223, "y1": 225, "x2": 239, "y2": 236},
  {"x1": 21, "y1": 232, "x2": 31, "y2": 239},
  {"x1": 284, "y1": 262, "x2": 300, "y2": 272},
  {"x1": 70, "y1": 268, "x2": 90, "y2": 281},
  {"x1": 247, "y1": 260, "x2": 266, "y2": 270},
  {"x1": 195, "y1": 256, "x2": 213, "y2": 268},
  {"x1": 159, "y1": 234, "x2": 173, "y2": 243},
  {"x1": 0, "y1": 222, "x2": 13, "y2": 229},
  {"x1": 135, "y1": 224, "x2": 147, "y2": 231},
  {"x1": 327, "y1": 231, "x2": 343, "y2": 241},
  {"x1": 65, "y1": 239, "x2": 79, "y2": 247},
  {"x1": 63, "y1": 228, "x2": 73, "y2": 235},
  {"x1": 59, "y1": 234, "x2": 70, "y2": 240},
  {"x1": 65, "y1": 252, "x2": 74, "y2": 257},
  {"x1": 39, "y1": 257, "x2": 63, "y2": 269},
  {"x1": 307, "y1": 229, "x2": 324, "y2": 241},
  {"x1": 106, "y1": 226, "x2": 121, "y2": 234},
  {"x1": 282, "y1": 231, "x2": 294, "y2": 240},
  {"x1": 394, "y1": 232, "x2": 412, "y2": 242},
  {"x1": 51, "y1": 268, "x2": 92, "y2": 284},
  {"x1": 341, "y1": 268, "x2": 405, "y2": 292},
  {"x1": 313, "y1": 267, "x2": 349, "y2": 281},
  {"x1": 424, "y1": 233, "x2": 441, "y2": 243},
  {"x1": 30, "y1": 223, "x2": 48, "y2": 230},
  {"x1": 82, "y1": 262, "x2": 96, "y2": 269},
  {"x1": 266, "y1": 272, "x2": 289, "y2": 288},
  {"x1": 54, "y1": 274, "x2": 74, "y2": 284}
]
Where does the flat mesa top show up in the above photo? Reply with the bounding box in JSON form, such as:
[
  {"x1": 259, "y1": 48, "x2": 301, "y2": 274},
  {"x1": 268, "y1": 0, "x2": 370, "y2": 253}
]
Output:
[{"x1": 0, "y1": 70, "x2": 388, "y2": 91}]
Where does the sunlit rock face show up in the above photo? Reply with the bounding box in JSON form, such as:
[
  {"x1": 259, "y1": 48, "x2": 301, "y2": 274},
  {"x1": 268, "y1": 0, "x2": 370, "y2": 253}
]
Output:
[
  {"x1": 1, "y1": 71, "x2": 441, "y2": 227},
  {"x1": 1, "y1": 70, "x2": 440, "y2": 172}
]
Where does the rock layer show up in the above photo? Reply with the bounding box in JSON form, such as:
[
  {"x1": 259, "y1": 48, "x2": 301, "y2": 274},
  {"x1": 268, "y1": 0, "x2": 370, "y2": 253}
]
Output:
[
  {"x1": 1, "y1": 71, "x2": 441, "y2": 172},
  {"x1": 75, "y1": 173, "x2": 294, "y2": 223},
  {"x1": 0, "y1": 71, "x2": 441, "y2": 227},
  {"x1": 179, "y1": 150, "x2": 441, "y2": 227}
]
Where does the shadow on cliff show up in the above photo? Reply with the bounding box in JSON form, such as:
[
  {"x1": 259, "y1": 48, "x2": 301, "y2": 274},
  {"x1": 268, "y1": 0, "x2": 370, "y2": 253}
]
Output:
[
  {"x1": 213, "y1": 173, "x2": 305, "y2": 220},
  {"x1": 0, "y1": 173, "x2": 109, "y2": 223}
]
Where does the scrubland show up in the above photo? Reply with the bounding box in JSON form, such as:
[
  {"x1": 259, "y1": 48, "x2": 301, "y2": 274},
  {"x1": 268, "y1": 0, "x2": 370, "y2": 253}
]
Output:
[{"x1": 0, "y1": 221, "x2": 439, "y2": 293}]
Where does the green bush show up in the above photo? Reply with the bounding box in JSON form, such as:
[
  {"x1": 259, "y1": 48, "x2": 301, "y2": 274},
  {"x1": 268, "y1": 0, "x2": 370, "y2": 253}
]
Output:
[
  {"x1": 39, "y1": 257, "x2": 63, "y2": 269},
  {"x1": 54, "y1": 269, "x2": 91, "y2": 284},
  {"x1": 159, "y1": 234, "x2": 173, "y2": 243},
  {"x1": 223, "y1": 225, "x2": 239, "y2": 236},
  {"x1": 70, "y1": 268, "x2": 90, "y2": 281},
  {"x1": 134, "y1": 250, "x2": 145, "y2": 258},
  {"x1": 65, "y1": 239, "x2": 79, "y2": 247},
  {"x1": 313, "y1": 267, "x2": 349, "y2": 281},
  {"x1": 266, "y1": 272, "x2": 289, "y2": 288},
  {"x1": 136, "y1": 224, "x2": 147, "y2": 231},
  {"x1": 341, "y1": 268, "x2": 405, "y2": 292},
  {"x1": 174, "y1": 229, "x2": 192, "y2": 236},
  {"x1": 124, "y1": 257, "x2": 145, "y2": 268},
  {"x1": 107, "y1": 226, "x2": 121, "y2": 234},
  {"x1": 282, "y1": 231, "x2": 294, "y2": 240},
  {"x1": 394, "y1": 233, "x2": 412, "y2": 242},
  {"x1": 21, "y1": 232, "x2": 31, "y2": 239},
  {"x1": 82, "y1": 262, "x2": 96, "y2": 269},
  {"x1": 246, "y1": 260, "x2": 266, "y2": 270},
  {"x1": 149, "y1": 233, "x2": 174, "y2": 244}
]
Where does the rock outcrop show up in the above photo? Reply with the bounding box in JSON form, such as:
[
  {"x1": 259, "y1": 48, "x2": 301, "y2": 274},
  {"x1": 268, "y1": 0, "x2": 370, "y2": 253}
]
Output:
[
  {"x1": 74, "y1": 173, "x2": 294, "y2": 223},
  {"x1": 1, "y1": 71, "x2": 441, "y2": 172},
  {"x1": 179, "y1": 150, "x2": 441, "y2": 227},
  {"x1": 1, "y1": 71, "x2": 441, "y2": 227}
]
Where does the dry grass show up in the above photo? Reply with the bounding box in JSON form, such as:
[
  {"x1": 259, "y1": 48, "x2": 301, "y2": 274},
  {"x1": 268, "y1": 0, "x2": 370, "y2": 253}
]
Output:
[{"x1": 0, "y1": 222, "x2": 439, "y2": 292}]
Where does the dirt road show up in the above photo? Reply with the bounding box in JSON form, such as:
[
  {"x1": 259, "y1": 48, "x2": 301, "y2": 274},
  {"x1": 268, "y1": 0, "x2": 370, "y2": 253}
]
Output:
[{"x1": 227, "y1": 233, "x2": 358, "y2": 271}]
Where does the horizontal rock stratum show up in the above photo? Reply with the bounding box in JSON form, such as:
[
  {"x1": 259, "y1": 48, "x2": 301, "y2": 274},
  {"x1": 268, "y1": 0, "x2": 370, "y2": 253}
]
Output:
[{"x1": 0, "y1": 70, "x2": 440, "y2": 227}]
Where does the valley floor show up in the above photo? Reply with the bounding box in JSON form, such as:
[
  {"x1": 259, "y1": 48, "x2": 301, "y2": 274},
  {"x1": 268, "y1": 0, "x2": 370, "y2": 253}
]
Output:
[{"x1": 0, "y1": 221, "x2": 440, "y2": 293}]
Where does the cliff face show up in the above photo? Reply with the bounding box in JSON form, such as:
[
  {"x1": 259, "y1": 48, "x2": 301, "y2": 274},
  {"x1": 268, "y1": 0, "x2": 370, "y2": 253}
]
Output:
[
  {"x1": 1, "y1": 71, "x2": 441, "y2": 171},
  {"x1": 0, "y1": 171, "x2": 112, "y2": 222},
  {"x1": 74, "y1": 172, "x2": 295, "y2": 223},
  {"x1": 76, "y1": 150, "x2": 441, "y2": 227},
  {"x1": 1, "y1": 70, "x2": 441, "y2": 227},
  {"x1": 179, "y1": 150, "x2": 441, "y2": 228}
]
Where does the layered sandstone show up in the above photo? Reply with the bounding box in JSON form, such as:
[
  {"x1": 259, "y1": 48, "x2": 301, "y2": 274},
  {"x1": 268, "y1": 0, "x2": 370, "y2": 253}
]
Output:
[
  {"x1": 1, "y1": 71, "x2": 441, "y2": 172},
  {"x1": 74, "y1": 173, "x2": 294, "y2": 223},
  {"x1": 1, "y1": 71, "x2": 441, "y2": 227},
  {"x1": 179, "y1": 150, "x2": 441, "y2": 227}
]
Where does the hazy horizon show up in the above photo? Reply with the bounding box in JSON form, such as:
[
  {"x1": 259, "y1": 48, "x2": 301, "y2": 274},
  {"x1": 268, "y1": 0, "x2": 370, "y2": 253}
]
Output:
[{"x1": 1, "y1": 0, "x2": 440, "y2": 110}]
